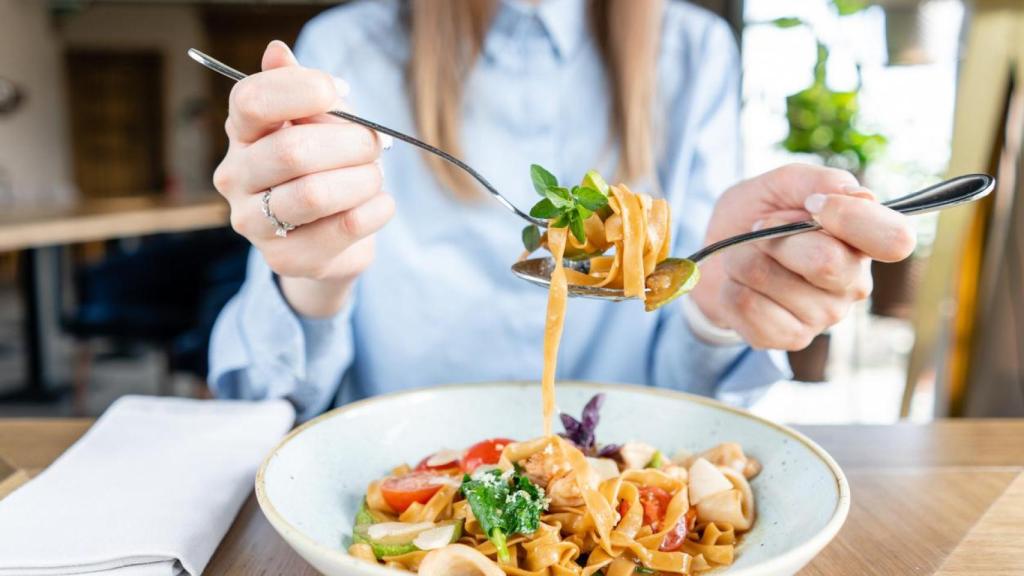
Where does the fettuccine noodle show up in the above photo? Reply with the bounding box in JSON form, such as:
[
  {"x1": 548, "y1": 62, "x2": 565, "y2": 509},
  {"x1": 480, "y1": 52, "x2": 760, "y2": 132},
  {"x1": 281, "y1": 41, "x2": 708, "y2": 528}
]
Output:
[{"x1": 531, "y1": 183, "x2": 671, "y2": 435}]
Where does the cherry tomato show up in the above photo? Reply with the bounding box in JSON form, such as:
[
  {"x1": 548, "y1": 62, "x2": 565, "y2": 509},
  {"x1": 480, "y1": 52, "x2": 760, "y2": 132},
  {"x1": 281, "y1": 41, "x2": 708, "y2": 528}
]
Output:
[
  {"x1": 415, "y1": 450, "x2": 462, "y2": 473},
  {"x1": 638, "y1": 486, "x2": 672, "y2": 529},
  {"x1": 618, "y1": 486, "x2": 673, "y2": 529},
  {"x1": 379, "y1": 472, "x2": 445, "y2": 513},
  {"x1": 660, "y1": 508, "x2": 697, "y2": 552},
  {"x1": 461, "y1": 438, "x2": 515, "y2": 473}
]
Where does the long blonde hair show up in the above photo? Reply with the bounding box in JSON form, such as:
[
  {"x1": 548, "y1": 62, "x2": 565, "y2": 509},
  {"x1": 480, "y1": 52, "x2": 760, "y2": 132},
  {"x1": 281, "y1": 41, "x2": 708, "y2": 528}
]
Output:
[{"x1": 408, "y1": 0, "x2": 664, "y2": 198}]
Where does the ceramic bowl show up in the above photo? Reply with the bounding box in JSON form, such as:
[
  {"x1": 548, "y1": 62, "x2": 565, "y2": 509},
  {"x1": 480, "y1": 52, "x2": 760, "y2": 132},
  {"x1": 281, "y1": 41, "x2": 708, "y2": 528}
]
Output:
[{"x1": 255, "y1": 382, "x2": 850, "y2": 575}]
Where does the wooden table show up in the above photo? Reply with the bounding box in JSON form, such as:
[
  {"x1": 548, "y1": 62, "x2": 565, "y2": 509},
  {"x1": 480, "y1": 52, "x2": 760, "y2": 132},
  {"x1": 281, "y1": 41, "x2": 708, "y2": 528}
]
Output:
[
  {"x1": 1, "y1": 419, "x2": 1022, "y2": 575},
  {"x1": 0, "y1": 195, "x2": 228, "y2": 253},
  {"x1": 0, "y1": 195, "x2": 229, "y2": 399}
]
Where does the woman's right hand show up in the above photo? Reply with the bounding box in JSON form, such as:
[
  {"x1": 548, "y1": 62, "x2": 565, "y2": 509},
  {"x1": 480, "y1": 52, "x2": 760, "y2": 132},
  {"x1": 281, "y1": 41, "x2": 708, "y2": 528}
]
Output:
[{"x1": 213, "y1": 41, "x2": 394, "y2": 317}]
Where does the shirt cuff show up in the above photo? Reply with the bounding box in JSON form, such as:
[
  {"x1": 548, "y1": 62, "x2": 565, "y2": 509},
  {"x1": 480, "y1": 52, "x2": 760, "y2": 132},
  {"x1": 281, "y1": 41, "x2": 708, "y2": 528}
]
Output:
[
  {"x1": 652, "y1": 299, "x2": 792, "y2": 407},
  {"x1": 208, "y1": 250, "x2": 356, "y2": 420},
  {"x1": 680, "y1": 296, "x2": 744, "y2": 346}
]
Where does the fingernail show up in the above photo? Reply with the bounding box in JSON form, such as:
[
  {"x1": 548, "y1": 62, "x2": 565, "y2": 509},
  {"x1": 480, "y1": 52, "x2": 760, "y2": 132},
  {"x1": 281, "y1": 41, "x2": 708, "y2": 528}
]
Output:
[
  {"x1": 751, "y1": 219, "x2": 765, "y2": 232},
  {"x1": 269, "y1": 40, "x2": 292, "y2": 54},
  {"x1": 805, "y1": 193, "x2": 828, "y2": 215},
  {"x1": 333, "y1": 76, "x2": 350, "y2": 97},
  {"x1": 379, "y1": 132, "x2": 394, "y2": 151}
]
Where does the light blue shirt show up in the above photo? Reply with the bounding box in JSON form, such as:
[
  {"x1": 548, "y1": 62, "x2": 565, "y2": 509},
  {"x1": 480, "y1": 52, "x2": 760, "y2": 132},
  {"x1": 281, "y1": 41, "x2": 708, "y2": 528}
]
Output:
[{"x1": 209, "y1": 0, "x2": 790, "y2": 421}]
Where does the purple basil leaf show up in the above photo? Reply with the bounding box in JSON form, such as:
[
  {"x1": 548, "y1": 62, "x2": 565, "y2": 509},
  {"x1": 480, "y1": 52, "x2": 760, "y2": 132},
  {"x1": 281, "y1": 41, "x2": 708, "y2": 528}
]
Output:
[
  {"x1": 581, "y1": 393, "x2": 605, "y2": 432},
  {"x1": 560, "y1": 413, "x2": 582, "y2": 437},
  {"x1": 560, "y1": 394, "x2": 608, "y2": 452},
  {"x1": 598, "y1": 443, "x2": 622, "y2": 458}
]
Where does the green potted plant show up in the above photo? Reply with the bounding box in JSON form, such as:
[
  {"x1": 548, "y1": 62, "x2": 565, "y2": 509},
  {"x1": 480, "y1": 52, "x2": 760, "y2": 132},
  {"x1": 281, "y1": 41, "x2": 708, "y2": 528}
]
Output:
[{"x1": 756, "y1": 0, "x2": 893, "y2": 381}]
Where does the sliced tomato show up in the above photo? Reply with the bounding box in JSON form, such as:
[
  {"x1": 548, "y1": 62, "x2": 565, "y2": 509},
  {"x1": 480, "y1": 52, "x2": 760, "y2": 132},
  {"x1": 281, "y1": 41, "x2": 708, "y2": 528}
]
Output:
[
  {"x1": 379, "y1": 472, "x2": 446, "y2": 513},
  {"x1": 415, "y1": 449, "x2": 463, "y2": 473},
  {"x1": 461, "y1": 438, "x2": 514, "y2": 473},
  {"x1": 660, "y1": 507, "x2": 697, "y2": 552},
  {"x1": 618, "y1": 486, "x2": 673, "y2": 529},
  {"x1": 638, "y1": 486, "x2": 672, "y2": 529}
]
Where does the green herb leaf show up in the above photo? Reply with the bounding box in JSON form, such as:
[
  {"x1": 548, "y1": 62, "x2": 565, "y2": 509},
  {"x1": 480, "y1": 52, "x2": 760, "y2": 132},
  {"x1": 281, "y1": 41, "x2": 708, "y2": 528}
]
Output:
[
  {"x1": 522, "y1": 225, "x2": 541, "y2": 252},
  {"x1": 568, "y1": 210, "x2": 586, "y2": 243},
  {"x1": 552, "y1": 213, "x2": 570, "y2": 229},
  {"x1": 576, "y1": 204, "x2": 593, "y2": 220},
  {"x1": 646, "y1": 450, "x2": 664, "y2": 469},
  {"x1": 545, "y1": 186, "x2": 573, "y2": 209},
  {"x1": 460, "y1": 470, "x2": 547, "y2": 564},
  {"x1": 529, "y1": 199, "x2": 562, "y2": 219},
  {"x1": 530, "y1": 164, "x2": 558, "y2": 195},
  {"x1": 574, "y1": 186, "x2": 608, "y2": 212},
  {"x1": 582, "y1": 170, "x2": 609, "y2": 195}
]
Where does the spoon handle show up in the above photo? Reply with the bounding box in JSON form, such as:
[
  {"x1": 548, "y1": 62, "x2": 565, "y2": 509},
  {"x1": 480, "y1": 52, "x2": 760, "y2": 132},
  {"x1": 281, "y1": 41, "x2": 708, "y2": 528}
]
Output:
[
  {"x1": 687, "y1": 174, "x2": 995, "y2": 264},
  {"x1": 186, "y1": 48, "x2": 546, "y2": 227}
]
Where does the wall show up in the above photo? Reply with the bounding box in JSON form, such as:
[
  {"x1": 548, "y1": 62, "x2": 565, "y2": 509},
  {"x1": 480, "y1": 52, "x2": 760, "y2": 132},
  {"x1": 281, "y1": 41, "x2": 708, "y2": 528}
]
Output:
[
  {"x1": 59, "y1": 3, "x2": 210, "y2": 196},
  {"x1": 0, "y1": 0, "x2": 74, "y2": 208}
]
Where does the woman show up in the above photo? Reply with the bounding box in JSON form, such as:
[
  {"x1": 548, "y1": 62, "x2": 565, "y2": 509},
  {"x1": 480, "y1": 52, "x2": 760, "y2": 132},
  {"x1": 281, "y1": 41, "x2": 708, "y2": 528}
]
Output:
[{"x1": 209, "y1": 0, "x2": 915, "y2": 420}]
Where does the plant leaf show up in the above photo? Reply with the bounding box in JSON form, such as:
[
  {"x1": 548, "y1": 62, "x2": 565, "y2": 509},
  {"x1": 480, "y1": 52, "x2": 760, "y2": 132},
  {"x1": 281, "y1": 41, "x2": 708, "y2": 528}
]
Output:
[
  {"x1": 530, "y1": 164, "x2": 558, "y2": 195},
  {"x1": 568, "y1": 210, "x2": 586, "y2": 243},
  {"x1": 772, "y1": 16, "x2": 805, "y2": 28},
  {"x1": 832, "y1": 0, "x2": 868, "y2": 16},
  {"x1": 559, "y1": 393, "x2": 607, "y2": 454},
  {"x1": 529, "y1": 199, "x2": 562, "y2": 219},
  {"x1": 574, "y1": 186, "x2": 608, "y2": 211},
  {"x1": 545, "y1": 186, "x2": 573, "y2": 209},
  {"x1": 522, "y1": 225, "x2": 541, "y2": 252},
  {"x1": 581, "y1": 393, "x2": 605, "y2": 432},
  {"x1": 552, "y1": 213, "x2": 570, "y2": 229}
]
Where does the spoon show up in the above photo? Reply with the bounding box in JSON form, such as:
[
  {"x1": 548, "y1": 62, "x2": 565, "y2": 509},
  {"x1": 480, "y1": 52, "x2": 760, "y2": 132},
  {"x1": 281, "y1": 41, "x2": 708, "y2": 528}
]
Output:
[
  {"x1": 512, "y1": 173, "x2": 996, "y2": 309},
  {"x1": 186, "y1": 48, "x2": 546, "y2": 227}
]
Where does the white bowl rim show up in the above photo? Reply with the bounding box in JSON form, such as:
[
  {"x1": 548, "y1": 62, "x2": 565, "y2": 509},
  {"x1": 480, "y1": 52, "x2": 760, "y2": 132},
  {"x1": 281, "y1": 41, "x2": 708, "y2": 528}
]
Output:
[{"x1": 255, "y1": 381, "x2": 851, "y2": 576}]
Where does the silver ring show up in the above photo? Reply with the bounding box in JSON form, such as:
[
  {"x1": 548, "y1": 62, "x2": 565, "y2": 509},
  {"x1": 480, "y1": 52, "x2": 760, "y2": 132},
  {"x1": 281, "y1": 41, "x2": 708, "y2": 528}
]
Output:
[{"x1": 261, "y1": 189, "x2": 296, "y2": 238}]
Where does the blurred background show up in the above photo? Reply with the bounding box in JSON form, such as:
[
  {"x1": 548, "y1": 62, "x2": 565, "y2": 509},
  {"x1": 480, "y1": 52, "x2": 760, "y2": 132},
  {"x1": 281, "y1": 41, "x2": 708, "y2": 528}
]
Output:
[{"x1": 0, "y1": 0, "x2": 1020, "y2": 422}]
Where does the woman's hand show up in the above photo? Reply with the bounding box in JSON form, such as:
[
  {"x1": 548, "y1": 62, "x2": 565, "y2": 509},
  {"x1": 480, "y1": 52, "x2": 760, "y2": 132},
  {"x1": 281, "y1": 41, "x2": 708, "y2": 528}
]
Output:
[
  {"x1": 213, "y1": 41, "x2": 394, "y2": 317},
  {"x1": 690, "y1": 164, "x2": 916, "y2": 350}
]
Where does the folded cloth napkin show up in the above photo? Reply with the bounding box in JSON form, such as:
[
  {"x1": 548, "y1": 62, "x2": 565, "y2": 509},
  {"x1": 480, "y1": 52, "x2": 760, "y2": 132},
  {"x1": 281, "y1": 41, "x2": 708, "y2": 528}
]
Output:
[{"x1": 0, "y1": 395, "x2": 295, "y2": 576}]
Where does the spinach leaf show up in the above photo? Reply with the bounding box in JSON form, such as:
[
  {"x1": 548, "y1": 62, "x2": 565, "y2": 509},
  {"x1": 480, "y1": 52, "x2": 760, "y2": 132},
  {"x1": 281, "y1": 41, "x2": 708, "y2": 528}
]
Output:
[{"x1": 460, "y1": 469, "x2": 547, "y2": 563}]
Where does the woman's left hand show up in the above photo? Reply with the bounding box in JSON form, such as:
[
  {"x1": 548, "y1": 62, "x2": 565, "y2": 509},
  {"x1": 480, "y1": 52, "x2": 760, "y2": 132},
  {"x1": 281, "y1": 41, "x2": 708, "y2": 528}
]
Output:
[{"x1": 690, "y1": 164, "x2": 917, "y2": 350}]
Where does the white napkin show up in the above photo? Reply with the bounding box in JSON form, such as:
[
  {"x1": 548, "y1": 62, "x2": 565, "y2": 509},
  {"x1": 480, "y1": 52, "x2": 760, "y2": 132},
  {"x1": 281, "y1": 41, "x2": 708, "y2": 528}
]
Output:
[{"x1": 0, "y1": 395, "x2": 295, "y2": 576}]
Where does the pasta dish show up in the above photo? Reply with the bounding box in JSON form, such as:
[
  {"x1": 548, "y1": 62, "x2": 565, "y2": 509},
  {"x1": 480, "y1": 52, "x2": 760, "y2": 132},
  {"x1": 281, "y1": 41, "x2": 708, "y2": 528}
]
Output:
[{"x1": 349, "y1": 168, "x2": 757, "y2": 575}]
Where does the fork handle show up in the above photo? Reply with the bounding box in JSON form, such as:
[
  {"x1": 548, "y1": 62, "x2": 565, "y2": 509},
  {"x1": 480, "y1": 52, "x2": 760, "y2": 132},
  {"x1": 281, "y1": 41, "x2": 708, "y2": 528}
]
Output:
[
  {"x1": 187, "y1": 48, "x2": 546, "y2": 227},
  {"x1": 686, "y1": 173, "x2": 995, "y2": 264}
]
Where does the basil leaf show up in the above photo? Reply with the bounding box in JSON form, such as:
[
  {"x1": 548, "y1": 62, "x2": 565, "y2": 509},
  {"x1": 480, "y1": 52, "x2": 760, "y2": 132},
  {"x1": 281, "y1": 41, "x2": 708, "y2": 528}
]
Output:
[
  {"x1": 552, "y1": 213, "x2": 570, "y2": 229},
  {"x1": 559, "y1": 393, "x2": 604, "y2": 452},
  {"x1": 574, "y1": 186, "x2": 608, "y2": 211},
  {"x1": 545, "y1": 186, "x2": 573, "y2": 209},
  {"x1": 530, "y1": 164, "x2": 558, "y2": 195},
  {"x1": 576, "y1": 204, "x2": 593, "y2": 220},
  {"x1": 530, "y1": 199, "x2": 562, "y2": 219},
  {"x1": 522, "y1": 225, "x2": 541, "y2": 252},
  {"x1": 568, "y1": 210, "x2": 586, "y2": 243}
]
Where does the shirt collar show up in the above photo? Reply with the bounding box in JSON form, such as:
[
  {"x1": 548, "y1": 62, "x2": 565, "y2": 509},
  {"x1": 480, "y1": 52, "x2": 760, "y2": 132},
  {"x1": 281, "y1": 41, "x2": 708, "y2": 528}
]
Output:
[{"x1": 485, "y1": 0, "x2": 588, "y2": 62}]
